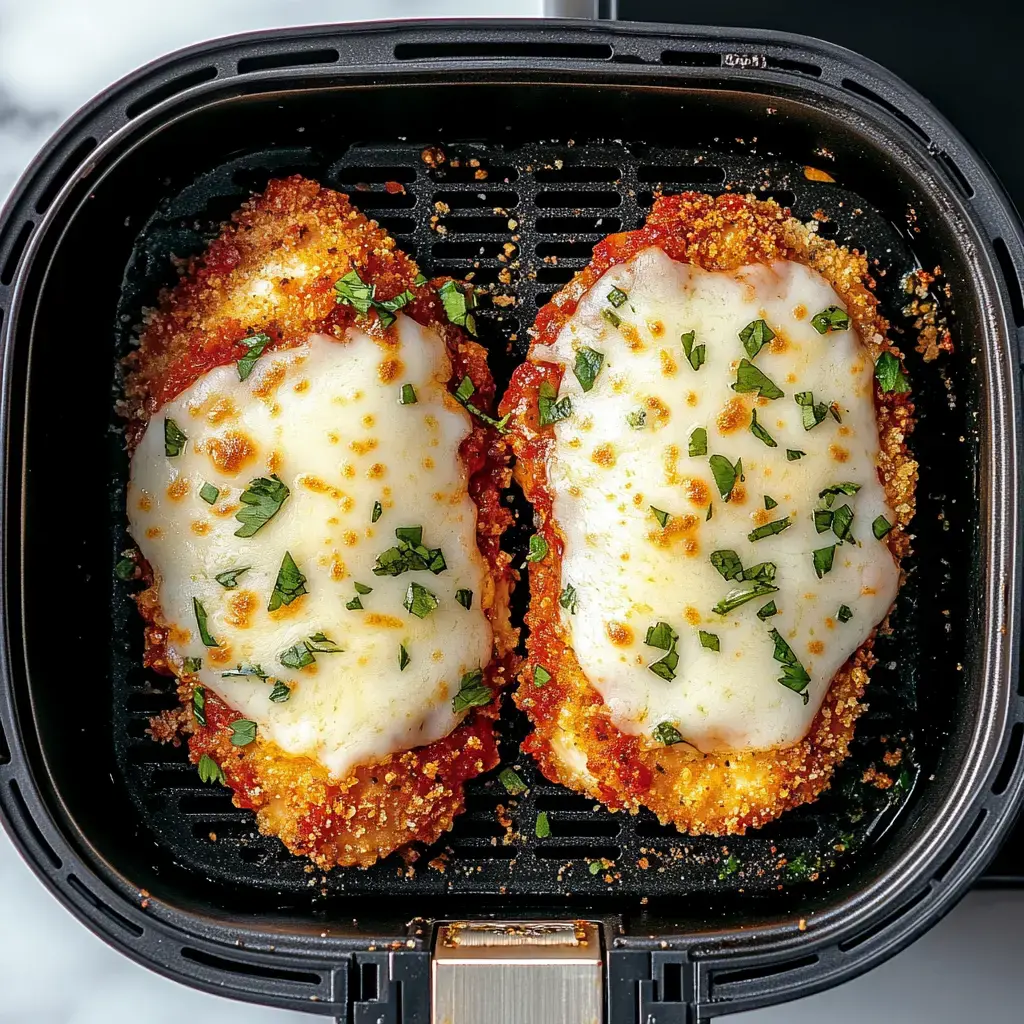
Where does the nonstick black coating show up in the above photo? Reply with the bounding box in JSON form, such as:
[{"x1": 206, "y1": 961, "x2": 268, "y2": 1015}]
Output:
[{"x1": 109, "y1": 137, "x2": 959, "y2": 900}]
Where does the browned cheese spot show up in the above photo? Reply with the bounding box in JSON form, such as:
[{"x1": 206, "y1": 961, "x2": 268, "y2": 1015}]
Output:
[
  {"x1": 190, "y1": 520, "x2": 210, "y2": 536},
  {"x1": 829, "y1": 444, "x2": 850, "y2": 463},
  {"x1": 226, "y1": 590, "x2": 258, "y2": 629},
  {"x1": 717, "y1": 396, "x2": 750, "y2": 435},
  {"x1": 166, "y1": 477, "x2": 189, "y2": 501},
  {"x1": 378, "y1": 357, "x2": 404, "y2": 384},
  {"x1": 606, "y1": 621, "x2": 634, "y2": 647},
  {"x1": 592, "y1": 443, "x2": 616, "y2": 468},
  {"x1": 200, "y1": 431, "x2": 257, "y2": 475}
]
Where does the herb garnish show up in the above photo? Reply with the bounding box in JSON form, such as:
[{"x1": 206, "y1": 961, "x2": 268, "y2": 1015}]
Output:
[
  {"x1": 812, "y1": 545, "x2": 836, "y2": 578},
  {"x1": 535, "y1": 811, "x2": 551, "y2": 838},
  {"x1": 399, "y1": 644, "x2": 410, "y2": 671},
  {"x1": 214, "y1": 566, "x2": 250, "y2": 589},
  {"x1": 192, "y1": 686, "x2": 206, "y2": 726},
  {"x1": 795, "y1": 390, "x2": 830, "y2": 430},
  {"x1": 193, "y1": 598, "x2": 218, "y2": 647},
  {"x1": 537, "y1": 379, "x2": 572, "y2": 426},
  {"x1": 607, "y1": 286, "x2": 628, "y2": 308},
  {"x1": 819, "y1": 482, "x2": 861, "y2": 507},
  {"x1": 230, "y1": 719, "x2": 257, "y2": 746},
  {"x1": 269, "y1": 551, "x2": 306, "y2": 611},
  {"x1": 455, "y1": 375, "x2": 510, "y2": 431},
  {"x1": 875, "y1": 351, "x2": 910, "y2": 394},
  {"x1": 786, "y1": 449, "x2": 806, "y2": 461},
  {"x1": 749, "y1": 408, "x2": 777, "y2": 447},
  {"x1": 739, "y1": 319, "x2": 775, "y2": 360},
  {"x1": 645, "y1": 621, "x2": 680, "y2": 681},
  {"x1": 115, "y1": 557, "x2": 136, "y2": 581},
  {"x1": 764, "y1": 495, "x2": 778, "y2": 510},
  {"x1": 200, "y1": 482, "x2": 219, "y2": 505},
  {"x1": 235, "y1": 475, "x2": 289, "y2": 538},
  {"x1": 626, "y1": 408, "x2": 647, "y2": 429},
  {"x1": 280, "y1": 632, "x2": 342, "y2": 669},
  {"x1": 269, "y1": 681, "x2": 291, "y2": 702},
  {"x1": 712, "y1": 582, "x2": 779, "y2": 615},
  {"x1": 164, "y1": 418, "x2": 187, "y2": 457},
  {"x1": 699, "y1": 630, "x2": 720, "y2": 652},
  {"x1": 335, "y1": 269, "x2": 419, "y2": 330},
  {"x1": 757, "y1": 600, "x2": 778, "y2": 620},
  {"x1": 456, "y1": 589, "x2": 473, "y2": 610},
  {"x1": 811, "y1": 305, "x2": 851, "y2": 334},
  {"x1": 399, "y1": 383, "x2": 417, "y2": 405},
  {"x1": 183, "y1": 656, "x2": 202, "y2": 673},
  {"x1": 688, "y1": 427, "x2": 708, "y2": 457},
  {"x1": 650, "y1": 506, "x2": 671, "y2": 528},
  {"x1": 221, "y1": 664, "x2": 268, "y2": 679},
  {"x1": 526, "y1": 535, "x2": 548, "y2": 563},
  {"x1": 373, "y1": 525, "x2": 447, "y2": 577},
  {"x1": 534, "y1": 665, "x2": 551, "y2": 687},
  {"x1": 499, "y1": 768, "x2": 528, "y2": 795},
  {"x1": 559, "y1": 584, "x2": 578, "y2": 614},
  {"x1": 198, "y1": 753, "x2": 225, "y2": 785},
  {"x1": 452, "y1": 668, "x2": 491, "y2": 713},
  {"x1": 372, "y1": 500, "x2": 383, "y2": 523},
  {"x1": 872, "y1": 515, "x2": 893, "y2": 539},
  {"x1": 837, "y1": 604, "x2": 853, "y2": 623},
  {"x1": 236, "y1": 333, "x2": 271, "y2": 381},
  {"x1": 682, "y1": 330, "x2": 706, "y2": 371},
  {"x1": 709, "y1": 454, "x2": 741, "y2": 501},
  {"x1": 710, "y1": 549, "x2": 744, "y2": 582},
  {"x1": 831, "y1": 503, "x2": 855, "y2": 544},
  {"x1": 768, "y1": 629, "x2": 811, "y2": 703},
  {"x1": 733, "y1": 359, "x2": 783, "y2": 399},
  {"x1": 652, "y1": 722, "x2": 684, "y2": 746},
  {"x1": 437, "y1": 279, "x2": 479, "y2": 334},
  {"x1": 600, "y1": 307, "x2": 621, "y2": 329},
  {"x1": 573, "y1": 347, "x2": 604, "y2": 392},
  {"x1": 748, "y1": 516, "x2": 792, "y2": 542},
  {"x1": 404, "y1": 581, "x2": 439, "y2": 619}
]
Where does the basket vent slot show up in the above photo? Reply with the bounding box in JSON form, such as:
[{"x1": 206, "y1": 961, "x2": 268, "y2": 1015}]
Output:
[
  {"x1": 334, "y1": 166, "x2": 417, "y2": 185},
  {"x1": 34, "y1": 137, "x2": 97, "y2": 215},
  {"x1": 766, "y1": 55, "x2": 822, "y2": 77},
  {"x1": 7, "y1": 779, "x2": 61, "y2": 870},
  {"x1": 237, "y1": 48, "x2": 339, "y2": 74},
  {"x1": 661, "y1": 50, "x2": 722, "y2": 68},
  {"x1": 934, "y1": 809, "x2": 987, "y2": 882},
  {"x1": 636, "y1": 164, "x2": 726, "y2": 185},
  {"x1": 992, "y1": 722, "x2": 1023, "y2": 795},
  {"x1": 1, "y1": 221, "x2": 34, "y2": 286},
  {"x1": 66, "y1": 874, "x2": 143, "y2": 938},
  {"x1": 534, "y1": 166, "x2": 621, "y2": 183},
  {"x1": 394, "y1": 42, "x2": 613, "y2": 62},
  {"x1": 0, "y1": 715, "x2": 9, "y2": 765},
  {"x1": 710, "y1": 953, "x2": 819, "y2": 993},
  {"x1": 837, "y1": 884, "x2": 931, "y2": 951},
  {"x1": 935, "y1": 150, "x2": 975, "y2": 199},
  {"x1": 125, "y1": 66, "x2": 217, "y2": 119},
  {"x1": 841, "y1": 78, "x2": 929, "y2": 142},
  {"x1": 181, "y1": 946, "x2": 322, "y2": 985},
  {"x1": 991, "y1": 236, "x2": 1024, "y2": 327},
  {"x1": 536, "y1": 190, "x2": 621, "y2": 209},
  {"x1": 434, "y1": 190, "x2": 518, "y2": 210},
  {"x1": 535, "y1": 844, "x2": 620, "y2": 861}
]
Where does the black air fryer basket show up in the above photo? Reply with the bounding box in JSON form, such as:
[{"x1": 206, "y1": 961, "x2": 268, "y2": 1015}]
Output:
[{"x1": 0, "y1": 19, "x2": 1021, "y2": 1023}]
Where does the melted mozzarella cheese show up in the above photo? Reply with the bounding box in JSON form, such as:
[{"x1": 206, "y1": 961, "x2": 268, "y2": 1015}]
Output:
[
  {"x1": 535, "y1": 247, "x2": 899, "y2": 753},
  {"x1": 128, "y1": 320, "x2": 492, "y2": 780}
]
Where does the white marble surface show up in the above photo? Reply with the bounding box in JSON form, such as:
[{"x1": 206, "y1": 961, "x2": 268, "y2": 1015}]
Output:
[{"x1": 1, "y1": 2, "x2": 1022, "y2": 1021}]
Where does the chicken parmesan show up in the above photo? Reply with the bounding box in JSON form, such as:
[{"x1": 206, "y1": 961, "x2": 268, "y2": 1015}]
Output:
[
  {"x1": 123, "y1": 176, "x2": 516, "y2": 868},
  {"x1": 503, "y1": 192, "x2": 916, "y2": 834}
]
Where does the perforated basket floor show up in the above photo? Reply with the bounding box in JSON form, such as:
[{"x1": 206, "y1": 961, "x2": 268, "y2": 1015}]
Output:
[{"x1": 110, "y1": 137, "x2": 961, "y2": 901}]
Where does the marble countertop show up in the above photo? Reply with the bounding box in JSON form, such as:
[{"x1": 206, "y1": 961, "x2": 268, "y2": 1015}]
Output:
[{"x1": 1, "y1": 2, "x2": 1021, "y2": 1021}]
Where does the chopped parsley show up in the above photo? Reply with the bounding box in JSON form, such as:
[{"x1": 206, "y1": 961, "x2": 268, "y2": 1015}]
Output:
[
  {"x1": 831, "y1": 503, "x2": 856, "y2": 544},
  {"x1": 221, "y1": 664, "x2": 267, "y2": 679},
  {"x1": 600, "y1": 307, "x2": 621, "y2": 328},
  {"x1": 814, "y1": 508, "x2": 834, "y2": 534},
  {"x1": 812, "y1": 544, "x2": 836, "y2": 578},
  {"x1": 236, "y1": 333, "x2": 271, "y2": 381},
  {"x1": 764, "y1": 495, "x2": 778, "y2": 510},
  {"x1": 573, "y1": 346, "x2": 604, "y2": 391},
  {"x1": 438, "y1": 279, "x2": 478, "y2": 335},
  {"x1": 589, "y1": 861, "x2": 603, "y2": 875},
  {"x1": 709, "y1": 454, "x2": 741, "y2": 501},
  {"x1": 710, "y1": 549, "x2": 744, "y2": 582},
  {"x1": 214, "y1": 566, "x2": 250, "y2": 589},
  {"x1": 559, "y1": 584, "x2": 578, "y2": 614},
  {"x1": 748, "y1": 516, "x2": 792, "y2": 542},
  {"x1": 499, "y1": 768, "x2": 528, "y2": 796},
  {"x1": 192, "y1": 686, "x2": 206, "y2": 726},
  {"x1": 712, "y1": 582, "x2": 779, "y2": 615},
  {"x1": 373, "y1": 526, "x2": 447, "y2": 577},
  {"x1": 399, "y1": 644, "x2": 410, "y2": 671},
  {"x1": 534, "y1": 664, "x2": 551, "y2": 687},
  {"x1": 718, "y1": 853, "x2": 741, "y2": 880},
  {"x1": 456, "y1": 588, "x2": 473, "y2": 610},
  {"x1": 706, "y1": 503, "x2": 713, "y2": 521},
  {"x1": 199, "y1": 482, "x2": 219, "y2": 505},
  {"x1": 688, "y1": 427, "x2": 708, "y2": 457},
  {"x1": 795, "y1": 390, "x2": 830, "y2": 430},
  {"x1": 873, "y1": 515, "x2": 893, "y2": 539},
  {"x1": 526, "y1": 534, "x2": 548, "y2": 563},
  {"x1": 626, "y1": 408, "x2": 647, "y2": 429},
  {"x1": 269, "y1": 552, "x2": 307, "y2": 611},
  {"x1": 768, "y1": 629, "x2": 811, "y2": 704},
  {"x1": 454, "y1": 375, "x2": 510, "y2": 431},
  {"x1": 372, "y1": 500, "x2": 383, "y2": 523},
  {"x1": 607, "y1": 286, "x2": 628, "y2": 307},
  {"x1": 743, "y1": 561, "x2": 777, "y2": 584},
  {"x1": 837, "y1": 604, "x2": 853, "y2": 623},
  {"x1": 452, "y1": 668, "x2": 491, "y2": 713},
  {"x1": 229, "y1": 719, "x2": 257, "y2": 746},
  {"x1": 537, "y1": 379, "x2": 572, "y2": 426},
  {"x1": 875, "y1": 351, "x2": 910, "y2": 394},
  {"x1": 347, "y1": 583, "x2": 371, "y2": 610},
  {"x1": 733, "y1": 359, "x2": 783, "y2": 399},
  {"x1": 183, "y1": 657, "x2": 202, "y2": 673},
  {"x1": 197, "y1": 753, "x2": 225, "y2": 785},
  {"x1": 535, "y1": 811, "x2": 551, "y2": 838},
  {"x1": 235, "y1": 475, "x2": 289, "y2": 538},
  {"x1": 749, "y1": 408, "x2": 777, "y2": 447},
  {"x1": 681, "y1": 330, "x2": 706, "y2": 371},
  {"x1": 335, "y1": 268, "x2": 419, "y2": 330},
  {"x1": 399, "y1": 383, "x2": 417, "y2": 405},
  {"x1": 699, "y1": 630, "x2": 720, "y2": 652},
  {"x1": 819, "y1": 482, "x2": 861, "y2": 507},
  {"x1": 645, "y1": 621, "x2": 680, "y2": 682},
  {"x1": 811, "y1": 305, "x2": 851, "y2": 334},
  {"x1": 404, "y1": 581, "x2": 439, "y2": 619},
  {"x1": 269, "y1": 681, "x2": 291, "y2": 703},
  {"x1": 192, "y1": 598, "x2": 218, "y2": 648},
  {"x1": 650, "y1": 506, "x2": 671, "y2": 528},
  {"x1": 786, "y1": 449, "x2": 806, "y2": 461},
  {"x1": 355, "y1": 582, "x2": 373, "y2": 595},
  {"x1": 757, "y1": 600, "x2": 778, "y2": 620},
  {"x1": 280, "y1": 632, "x2": 342, "y2": 669},
  {"x1": 164, "y1": 418, "x2": 187, "y2": 457},
  {"x1": 652, "y1": 722, "x2": 684, "y2": 746},
  {"x1": 346, "y1": 596, "x2": 363, "y2": 610},
  {"x1": 739, "y1": 318, "x2": 775, "y2": 360},
  {"x1": 115, "y1": 557, "x2": 136, "y2": 581}
]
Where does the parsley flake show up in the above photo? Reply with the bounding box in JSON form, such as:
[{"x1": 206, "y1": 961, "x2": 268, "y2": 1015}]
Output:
[
  {"x1": 796, "y1": 390, "x2": 830, "y2": 430},
  {"x1": 652, "y1": 722, "x2": 684, "y2": 746},
  {"x1": 837, "y1": 604, "x2": 853, "y2": 623},
  {"x1": 499, "y1": 768, "x2": 527, "y2": 795},
  {"x1": 456, "y1": 589, "x2": 473, "y2": 610},
  {"x1": 682, "y1": 330, "x2": 706, "y2": 371},
  {"x1": 535, "y1": 811, "x2": 551, "y2": 838},
  {"x1": 164, "y1": 418, "x2": 187, "y2": 457},
  {"x1": 733, "y1": 359, "x2": 783, "y2": 399},
  {"x1": 739, "y1": 318, "x2": 775, "y2": 360},
  {"x1": 872, "y1": 515, "x2": 893, "y2": 539},
  {"x1": 438, "y1": 279, "x2": 478, "y2": 335},
  {"x1": 768, "y1": 629, "x2": 811, "y2": 703},
  {"x1": 688, "y1": 427, "x2": 708, "y2": 457},
  {"x1": 399, "y1": 644, "x2": 410, "y2": 671},
  {"x1": 786, "y1": 449, "x2": 806, "y2": 461},
  {"x1": 193, "y1": 598, "x2": 218, "y2": 648},
  {"x1": 269, "y1": 552, "x2": 306, "y2": 611},
  {"x1": 710, "y1": 549, "x2": 744, "y2": 582},
  {"x1": 399, "y1": 383, "x2": 417, "y2": 405},
  {"x1": 372, "y1": 500, "x2": 383, "y2": 523},
  {"x1": 748, "y1": 517, "x2": 792, "y2": 542},
  {"x1": 645, "y1": 621, "x2": 680, "y2": 681},
  {"x1": 214, "y1": 566, "x2": 250, "y2": 589},
  {"x1": 559, "y1": 584, "x2": 578, "y2": 614},
  {"x1": 626, "y1": 408, "x2": 647, "y2": 429},
  {"x1": 709, "y1": 454, "x2": 741, "y2": 501},
  {"x1": 757, "y1": 600, "x2": 778, "y2": 620},
  {"x1": 875, "y1": 351, "x2": 910, "y2": 394},
  {"x1": 404, "y1": 581, "x2": 439, "y2": 619},
  {"x1": 812, "y1": 545, "x2": 836, "y2": 578},
  {"x1": 197, "y1": 753, "x2": 225, "y2": 785},
  {"x1": 750, "y1": 408, "x2": 777, "y2": 447},
  {"x1": 269, "y1": 681, "x2": 291, "y2": 703},
  {"x1": 229, "y1": 719, "x2": 257, "y2": 746},
  {"x1": 573, "y1": 347, "x2": 604, "y2": 391},
  {"x1": 607, "y1": 286, "x2": 628, "y2": 307},
  {"x1": 537, "y1": 379, "x2": 572, "y2": 426},
  {"x1": 764, "y1": 495, "x2": 778, "y2": 510},
  {"x1": 192, "y1": 686, "x2": 206, "y2": 726},
  {"x1": 811, "y1": 305, "x2": 850, "y2": 334},
  {"x1": 699, "y1": 630, "x2": 720, "y2": 652},
  {"x1": 650, "y1": 506, "x2": 671, "y2": 528},
  {"x1": 235, "y1": 475, "x2": 289, "y2": 538},
  {"x1": 534, "y1": 664, "x2": 551, "y2": 687},
  {"x1": 236, "y1": 333, "x2": 271, "y2": 381},
  {"x1": 452, "y1": 668, "x2": 491, "y2": 713},
  {"x1": 526, "y1": 534, "x2": 548, "y2": 563},
  {"x1": 200, "y1": 482, "x2": 219, "y2": 505}
]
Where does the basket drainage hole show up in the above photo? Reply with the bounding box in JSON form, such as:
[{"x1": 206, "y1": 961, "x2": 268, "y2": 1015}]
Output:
[{"x1": 361, "y1": 962, "x2": 379, "y2": 1001}]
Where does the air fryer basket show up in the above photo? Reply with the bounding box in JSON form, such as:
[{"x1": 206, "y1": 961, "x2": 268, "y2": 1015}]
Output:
[{"x1": 0, "y1": 20, "x2": 1021, "y2": 1023}]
